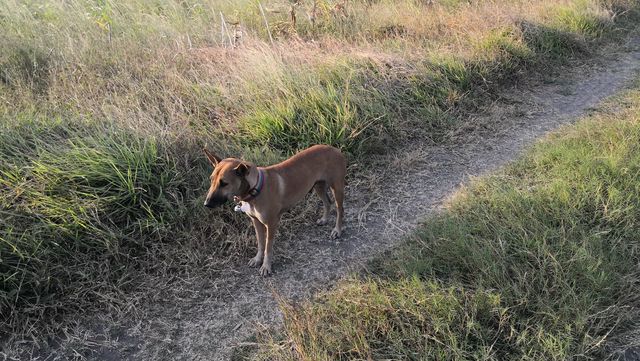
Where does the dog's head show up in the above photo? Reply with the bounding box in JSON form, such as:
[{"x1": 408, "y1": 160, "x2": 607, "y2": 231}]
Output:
[{"x1": 202, "y1": 148, "x2": 251, "y2": 208}]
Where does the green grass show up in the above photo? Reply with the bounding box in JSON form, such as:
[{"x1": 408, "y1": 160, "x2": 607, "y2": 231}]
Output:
[
  {"x1": 1, "y1": 115, "x2": 188, "y2": 326},
  {"x1": 251, "y1": 85, "x2": 640, "y2": 360},
  {"x1": 1, "y1": 0, "x2": 640, "y2": 341}
]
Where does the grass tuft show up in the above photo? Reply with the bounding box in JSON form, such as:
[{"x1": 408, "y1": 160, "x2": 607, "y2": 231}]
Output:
[{"x1": 259, "y1": 278, "x2": 509, "y2": 361}]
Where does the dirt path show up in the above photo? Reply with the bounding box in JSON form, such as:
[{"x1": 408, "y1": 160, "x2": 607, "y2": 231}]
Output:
[{"x1": 18, "y1": 37, "x2": 640, "y2": 361}]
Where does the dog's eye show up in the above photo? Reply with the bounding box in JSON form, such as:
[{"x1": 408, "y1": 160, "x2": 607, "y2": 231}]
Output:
[{"x1": 219, "y1": 180, "x2": 227, "y2": 187}]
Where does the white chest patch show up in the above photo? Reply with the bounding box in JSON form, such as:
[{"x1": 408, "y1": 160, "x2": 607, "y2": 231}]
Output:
[{"x1": 234, "y1": 201, "x2": 251, "y2": 213}]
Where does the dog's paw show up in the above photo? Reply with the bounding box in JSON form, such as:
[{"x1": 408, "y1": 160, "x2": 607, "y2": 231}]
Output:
[
  {"x1": 248, "y1": 256, "x2": 262, "y2": 267},
  {"x1": 316, "y1": 218, "x2": 327, "y2": 226},
  {"x1": 259, "y1": 263, "x2": 272, "y2": 276},
  {"x1": 330, "y1": 227, "x2": 342, "y2": 239}
]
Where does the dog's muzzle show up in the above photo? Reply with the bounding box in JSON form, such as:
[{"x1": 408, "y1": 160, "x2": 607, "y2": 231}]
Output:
[{"x1": 204, "y1": 195, "x2": 227, "y2": 208}]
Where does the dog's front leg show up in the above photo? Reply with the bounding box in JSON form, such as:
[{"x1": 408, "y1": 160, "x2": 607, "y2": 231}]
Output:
[
  {"x1": 249, "y1": 217, "x2": 266, "y2": 267},
  {"x1": 260, "y1": 219, "x2": 280, "y2": 276}
]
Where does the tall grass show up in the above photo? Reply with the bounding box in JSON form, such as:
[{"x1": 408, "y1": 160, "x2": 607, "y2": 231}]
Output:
[
  {"x1": 1, "y1": 0, "x2": 638, "y2": 340},
  {"x1": 252, "y1": 85, "x2": 640, "y2": 360},
  {"x1": 2, "y1": 1, "x2": 633, "y2": 152}
]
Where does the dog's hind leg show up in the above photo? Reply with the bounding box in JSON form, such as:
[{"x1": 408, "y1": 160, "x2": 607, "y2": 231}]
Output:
[
  {"x1": 330, "y1": 180, "x2": 344, "y2": 239},
  {"x1": 313, "y1": 181, "x2": 331, "y2": 226}
]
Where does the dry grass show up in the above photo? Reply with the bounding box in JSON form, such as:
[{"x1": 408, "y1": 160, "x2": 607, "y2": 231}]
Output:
[
  {"x1": 2, "y1": 0, "x2": 631, "y2": 148},
  {"x1": 1, "y1": 0, "x2": 638, "y2": 347}
]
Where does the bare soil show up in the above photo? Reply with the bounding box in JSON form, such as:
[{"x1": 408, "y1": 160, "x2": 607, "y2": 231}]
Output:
[{"x1": 6, "y1": 37, "x2": 640, "y2": 361}]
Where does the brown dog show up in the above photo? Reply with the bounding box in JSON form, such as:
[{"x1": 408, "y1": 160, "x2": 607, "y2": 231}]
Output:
[{"x1": 203, "y1": 145, "x2": 346, "y2": 276}]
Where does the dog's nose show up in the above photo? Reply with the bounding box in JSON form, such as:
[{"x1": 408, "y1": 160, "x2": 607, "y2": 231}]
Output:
[{"x1": 204, "y1": 194, "x2": 225, "y2": 208}]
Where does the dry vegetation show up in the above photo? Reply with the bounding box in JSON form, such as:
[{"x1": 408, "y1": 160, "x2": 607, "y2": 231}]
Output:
[{"x1": 1, "y1": 0, "x2": 638, "y2": 347}]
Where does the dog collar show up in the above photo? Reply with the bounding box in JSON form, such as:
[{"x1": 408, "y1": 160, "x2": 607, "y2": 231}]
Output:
[{"x1": 239, "y1": 168, "x2": 264, "y2": 202}]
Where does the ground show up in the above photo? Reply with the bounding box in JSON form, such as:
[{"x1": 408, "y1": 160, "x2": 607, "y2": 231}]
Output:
[{"x1": 8, "y1": 36, "x2": 640, "y2": 361}]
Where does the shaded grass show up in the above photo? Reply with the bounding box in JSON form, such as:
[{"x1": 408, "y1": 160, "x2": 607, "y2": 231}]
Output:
[
  {"x1": 0, "y1": 114, "x2": 251, "y2": 335},
  {"x1": 251, "y1": 86, "x2": 640, "y2": 359},
  {"x1": 1, "y1": 0, "x2": 640, "y2": 344},
  {"x1": 0, "y1": 117, "x2": 173, "y2": 320}
]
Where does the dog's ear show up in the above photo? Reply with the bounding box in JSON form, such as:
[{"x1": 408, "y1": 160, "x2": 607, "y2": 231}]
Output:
[
  {"x1": 203, "y1": 148, "x2": 221, "y2": 167},
  {"x1": 234, "y1": 163, "x2": 249, "y2": 177}
]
